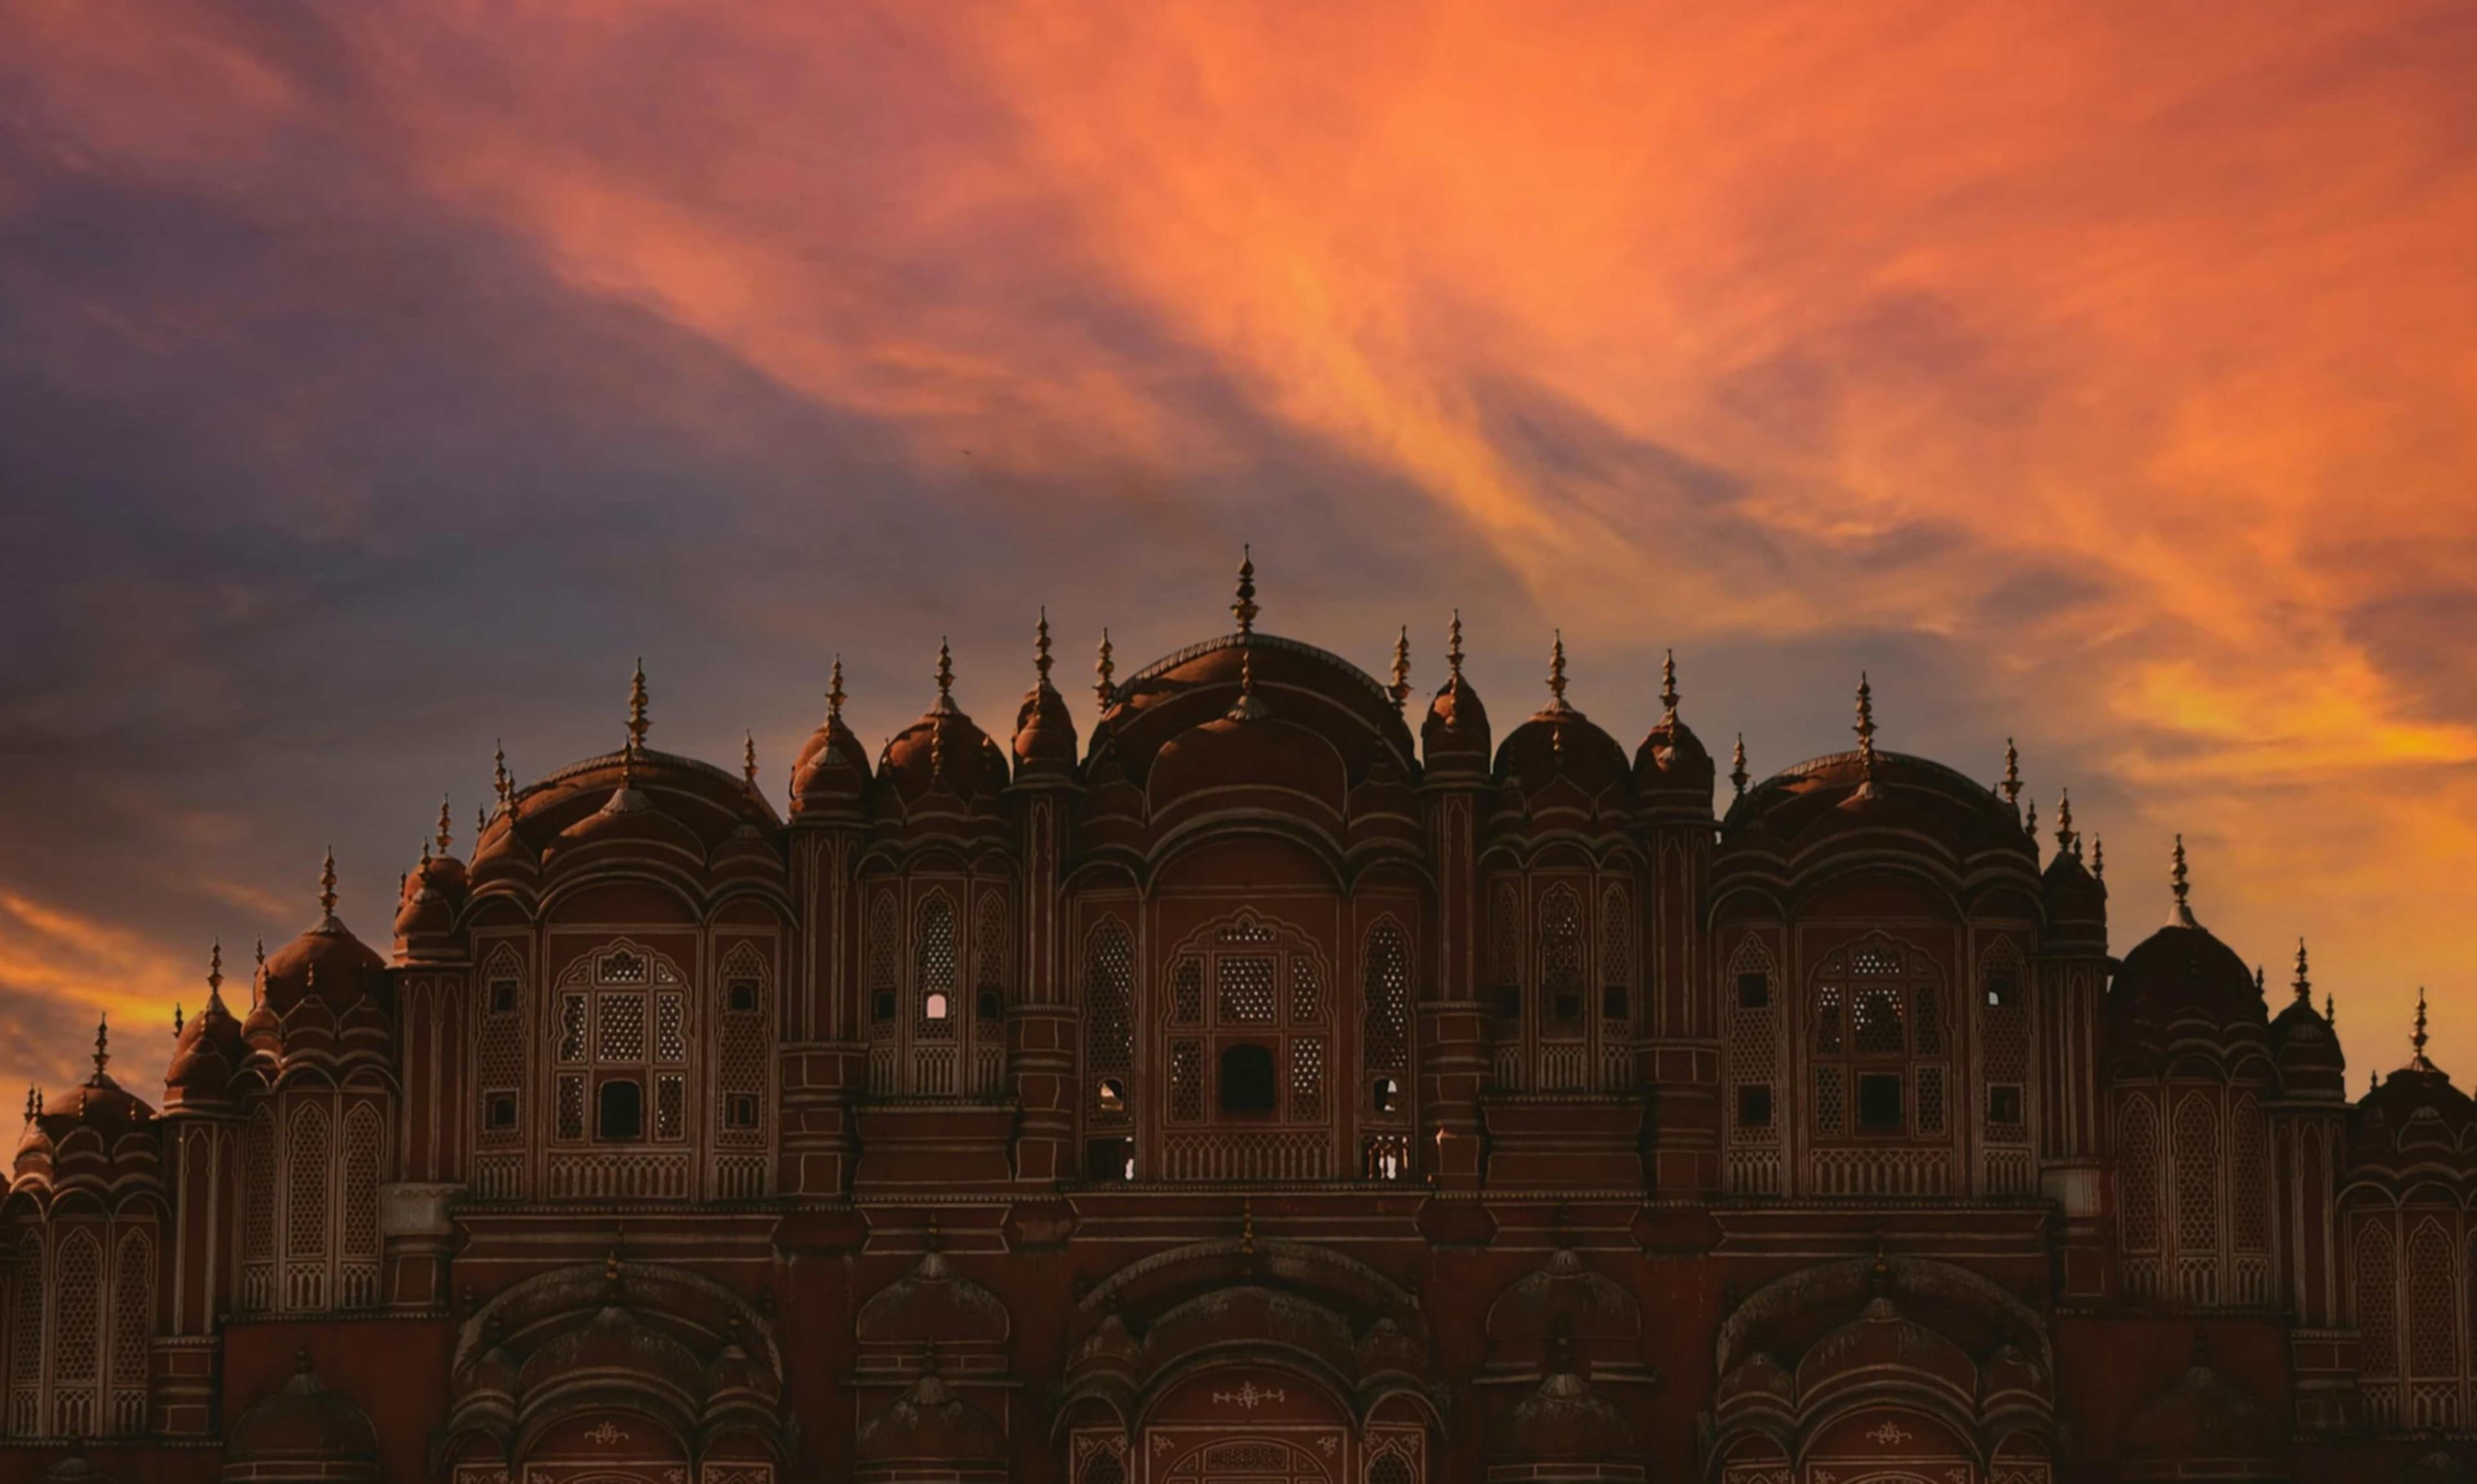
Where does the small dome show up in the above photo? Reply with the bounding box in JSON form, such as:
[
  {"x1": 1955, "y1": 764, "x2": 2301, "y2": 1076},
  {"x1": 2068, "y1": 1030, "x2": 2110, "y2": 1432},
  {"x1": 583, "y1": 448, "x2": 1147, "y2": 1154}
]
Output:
[
  {"x1": 2111, "y1": 923, "x2": 2261, "y2": 1029},
  {"x1": 223, "y1": 1353, "x2": 380, "y2": 1481},
  {"x1": 791, "y1": 663, "x2": 873, "y2": 815},
  {"x1": 263, "y1": 855, "x2": 388, "y2": 1018},
  {"x1": 1422, "y1": 624, "x2": 1491, "y2": 773},
  {"x1": 853, "y1": 1243, "x2": 1011, "y2": 1347},
  {"x1": 1714, "y1": 1350, "x2": 1795, "y2": 1414},
  {"x1": 1011, "y1": 620, "x2": 1080, "y2": 777},
  {"x1": 1148, "y1": 675, "x2": 1351, "y2": 824},
  {"x1": 513, "y1": 1302, "x2": 706, "y2": 1410},
  {"x1": 2269, "y1": 953, "x2": 2345, "y2": 1097},
  {"x1": 1495, "y1": 700, "x2": 1632, "y2": 805},
  {"x1": 1631, "y1": 655, "x2": 1715, "y2": 808},
  {"x1": 164, "y1": 993, "x2": 248, "y2": 1110},
  {"x1": 1502, "y1": 1365, "x2": 1636, "y2": 1461},
  {"x1": 27, "y1": 1021, "x2": 158, "y2": 1156},
  {"x1": 855, "y1": 1363, "x2": 1008, "y2": 1473},
  {"x1": 877, "y1": 644, "x2": 1010, "y2": 813}
]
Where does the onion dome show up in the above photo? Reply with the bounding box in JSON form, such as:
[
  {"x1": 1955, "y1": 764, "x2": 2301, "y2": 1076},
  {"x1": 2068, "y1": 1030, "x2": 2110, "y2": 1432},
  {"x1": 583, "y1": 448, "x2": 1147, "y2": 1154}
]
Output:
[
  {"x1": 2116, "y1": 1347, "x2": 2282, "y2": 1483},
  {"x1": 1491, "y1": 633, "x2": 1633, "y2": 806},
  {"x1": 2351, "y1": 987, "x2": 2474, "y2": 1162},
  {"x1": 262, "y1": 850, "x2": 388, "y2": 1018},
  {"x1": 164, "y1": 943, "x2": 248, "y2": 1111},
  {"x1": 394, "y1": 797, "x2": 469, "y2": 956},
  {"x1": 221, "y1": 1350, "x2": 381, "y2": 1482},
  {"x1": 241, "y1": 940, "x2": 281, "y2": 1053},
  {"x1": 2269, "y1": 939, "x2": 2345, "y2": 1097},
  {"x1": 1632, "y1": 650, "x2": 1715, "y2": 818},
  {"x1": 2109, "y1": 838, "x2": 2263, "y2": 1031},
  {"x1": 2038, "y1": 790, "x2": 2107, "y2": 952},
  {"x1": 16, "y1": 1016, "x2": 161, "y2": 1194},
  {"x1": 1148, "y1": 646, "x2": 1351, "y2": 827},
  {"x1": 790, "y1": 658, "x2": 872, "y2": 818},
  {"x1": 875, "y1": 641, "x2": 1011, "y2": 816},
  {"x1": 1422, "y1": 613, "x2": 1492, "y2": 777},
  {"x1": 1011, "y1": 611, "x2": 1080, "y2": 778},
  {"x1": 855, "y1": 1358, "x2": 1008, "y2": 1482},
  {"x1": 1500, "y1": 1338, "x2": 1637, "y2": 1464}
]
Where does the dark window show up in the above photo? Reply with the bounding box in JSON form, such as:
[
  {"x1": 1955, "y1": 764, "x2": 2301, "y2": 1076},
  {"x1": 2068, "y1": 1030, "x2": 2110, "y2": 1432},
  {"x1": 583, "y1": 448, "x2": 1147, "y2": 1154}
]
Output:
[
  {"x1": 1494, "y1": 986, "x2": 1521, "y2": 1021},
  {"x1": 726, "y1": 977, "x2": 759, "y2": 1013},
  {"x1": 484, "y1": 1091, "x2": 518, "y2": 1130},
  {"x1": 1736, "y1": 971, "x2": 1770, "y2": 1009},
  {"x1": 1988, "y1": 1083, "x2": 2024, "y2": 1125},
  {"x1": 488, "y1": 979, "x2": 517, "y2": 1014},
  {"x1": 1217, "y1": 1043, "x2": 1278, "y2": 1114},
  {"x1": 977, "y1": 988, "x2": 1003, "y2": 1023},
  {"x1": 1858, "y1": 1073, "x2": 1904, "y2": 1132},
  {"x1": 1985, "y1": 973, "x2": 2016, "y2": 1008},
  {"x1": 1737, "y1": 1085, "x2": 1773, "y2": 1127},
  {"x1": 1552, "y1": 993, "x2": 1582, "y2": 1024},
  {"x1": 725, "y1": 1093, "x2": 761, "y2": 1129},
  {"x1": 1371, "y1": 1076, "x2": 1402, "y2": 1114},
  {"x1": 1601, "y1": 985, "x2": 1628, "y2": 1020},
  {"x1": 596, "y1": 1078, "x2": 644, "y2": 1142},
  {"x1": 1086, "y1": 1136, "x2": 1133, "y2": 1182},
  {"x1": 872, "y1": 989, "x2": 897, "y2": 1022}
]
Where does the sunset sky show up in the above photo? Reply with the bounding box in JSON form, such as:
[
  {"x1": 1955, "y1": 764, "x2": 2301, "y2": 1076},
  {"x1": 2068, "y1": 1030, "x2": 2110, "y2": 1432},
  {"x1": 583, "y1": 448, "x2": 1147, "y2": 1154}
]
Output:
[{"x1": 3, "y1": 1, "x2": 2473, "y2": 1098}]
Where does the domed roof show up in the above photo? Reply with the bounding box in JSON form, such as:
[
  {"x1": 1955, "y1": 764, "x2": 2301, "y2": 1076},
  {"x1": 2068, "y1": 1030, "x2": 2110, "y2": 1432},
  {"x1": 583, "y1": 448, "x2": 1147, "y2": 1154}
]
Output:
[
  {"x1": 1491, "y1": 637, "x2": 1633, "y2": 805},
  {"x1": 394, "y1": 804, "x2": 470, "y2": 952},
  {"x1": 855, "y1": 1362, "x2": 1008, "y2": 1472},
  {"x1": 2111, "y1": 846, "x2": 2263, "y2": 1034},
  {"x1": 1502, "y1": 1358, "x2": 1636, "y2": 1461},
  {"x1": 164, "y1": 947, "x2": 248, "y2": 1111},
  {"x1": 2353, "y1": 994, "x2": 2473, "y2": 1160},
  {"x1": 223, "y1": 1352, "x2": 379, "y2": 1478},
  {"x1": 1148, "y1": 650, "x2": 1351, "y2": 822},
  {"x1": 2268, "y1": 943, "x2": 2345, "y2": 1095},
  {"x1": 876, "y1": 643, "x2": 1011, "y2": 813},
  {"x1": 2117, "y1": 1355, "x2": 2282, "y2": 1479},
  {"x1": 853, "y1": 1240, "x2": 1011, "y2": 1346},
  {"x1": 1420, "y1": 617, "x2": 1491, "y2": 774},
  {"x1": 1011, "y1": 615, "x2": 1080, "y2": 777},
  {"x1": 1632, "y1": 653, "x2": 1716, "y2": 809},
  {"x1": 262, "y1": 852, "x2": 388, "y2": 1018},
  {"x1": 24, "y1": 1018, "x2": 159, "y2": 1156},
  {"x1": 787, "y1": 659, "x2": 874, "y2": 817}
]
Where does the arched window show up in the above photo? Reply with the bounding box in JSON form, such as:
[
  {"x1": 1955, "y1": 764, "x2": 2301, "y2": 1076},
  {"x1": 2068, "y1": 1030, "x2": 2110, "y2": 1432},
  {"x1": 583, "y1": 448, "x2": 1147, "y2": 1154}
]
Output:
[
  {"x1": 475, "y1": 941, "x2": 527, "y2": 1150},
  {"x1": 341, "y1": 1103, "x2": 384, "y2": 1309},
  {"x1": 973, "y1": 891, "x2": 1011, "y2": 1025},
  {"x1": 1084, "y1": 918, "x2": 1135, "y2": 1155},
  {"x1": 2357, "y1": 1211, "x2": 2400, "y2": 1429},
  {"x1": 916, "y1": 896, "x2": 958, "y2": 1038},
  {"x1": 715, "y1": 942, "x2": 769, "y2": 1147},
  {"x1": 2171, "y1": 1091, "x2": 2222, "y2": 1305},
  {"x1": 1361, "y1": 922, "x2": 1411, "y2": 1119},
  {"x1": 2116, "y1": 1094, "x2": 2162, "y2": 1255},
  {"x1": 1807, "y1": 936, "x2": 1947, "y2": 1142},
  {"x1": 1369, "y1": 1454, "x2": 1415, "y2": 1484},
  {"x1": 1538, "y1": 888, "x2": 1585, "y2": 1032},
  {"x1": 1598, "y1": 884, "x2": 1632, "y2": 1024},
  {"x1": 8, "y1": 1231, "x2": 43, "y2": 1436},
  {"x1": 110, "y1": 1229, "x2": 151, "y2": 1435},
  {"x1": 50, "y1": 1229, "x2": 98, "y2": 1438},
  {"x1": 553, "y1": 941, "x2": 688, "y2": 1145},
  {"x1": 2407, "y1": 1216, "x2": 2459, "y2": 1421}
]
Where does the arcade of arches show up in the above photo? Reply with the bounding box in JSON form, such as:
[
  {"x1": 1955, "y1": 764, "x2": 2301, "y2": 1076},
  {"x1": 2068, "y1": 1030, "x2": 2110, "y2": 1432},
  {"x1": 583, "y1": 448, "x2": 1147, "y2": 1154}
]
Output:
[{"x1": 1, "y1": 569, "x2": 2467, "y2": 1482}]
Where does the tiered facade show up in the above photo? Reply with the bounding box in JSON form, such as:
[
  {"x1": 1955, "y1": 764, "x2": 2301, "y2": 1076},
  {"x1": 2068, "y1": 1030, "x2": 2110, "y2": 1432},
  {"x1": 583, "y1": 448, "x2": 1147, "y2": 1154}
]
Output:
[{"x1": 5, "y1": 566, "x2": 2472, "y2": 1483}]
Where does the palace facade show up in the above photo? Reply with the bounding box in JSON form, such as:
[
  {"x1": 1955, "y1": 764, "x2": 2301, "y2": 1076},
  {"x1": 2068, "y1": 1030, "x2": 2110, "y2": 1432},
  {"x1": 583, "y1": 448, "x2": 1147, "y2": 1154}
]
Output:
[{"x1": 6, "y1": 562, "x2": 2473, "y2": 1483}]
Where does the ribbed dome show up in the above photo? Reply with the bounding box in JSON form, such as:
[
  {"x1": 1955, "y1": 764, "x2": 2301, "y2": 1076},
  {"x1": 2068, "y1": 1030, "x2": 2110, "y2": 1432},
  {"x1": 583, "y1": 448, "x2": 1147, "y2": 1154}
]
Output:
[
  {"x1": 1422, "y1": 620, "x2": 1491, "y2": 774},
  {"x1": 1631, "y1": 655, "x2": 1715, "y2": 807},
  {"x1": 877, "y1": 645, "x2": 1010, "y2": 811},
  {"x1": 1148, "y1": 660, "x2": 1351, "y2": 821},
  {"x1": 164, "y1": 993, "x2": 247, "y2": 1109},
  {"x1": 1494, "y1": 698, "x2": 1632, "y2": 803},
  {"x1": 855, "y1": 1363, "x2": 1008, "y2": 1472},
  {"x1": 2112, "y1": 924, "x2": 2261, "y2": 1027},
  {"x1": 263, "y1": 855, "x2": 388, "y2": 1018},
  {"x1": 1502, "y1": 1364, "x2": 1636, "y2": 1461},
  {"x1": 791, "y1": 662, "x2": 873, "y2": 815},
  {"x1": 1011, "y1": 618, "x2": 1080, "y2": 776}
]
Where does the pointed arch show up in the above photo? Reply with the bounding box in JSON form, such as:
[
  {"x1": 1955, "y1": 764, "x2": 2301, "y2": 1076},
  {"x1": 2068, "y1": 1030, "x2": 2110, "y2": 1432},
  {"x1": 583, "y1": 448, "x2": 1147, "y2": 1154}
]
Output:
[
  {"x1": 2171, "y1": 1091, "x2": 2222, "y2": 1304},
  {"x1": 241, "y1": 1105, "x2": 277, "y2": 1313},
  {"x1": 1360, "y1": 919, "x2": 1412, "y2": 1086},
  {"x1": 110, "y1": 1227, "x2": 152, "y2": 1434},
  {"x1": 2116, "y1": 1093, "x2": 2162, "y2": 1255},
  {"x1": 8, "y1": 1229, "x2": 43, "y2": 1436},
  {"x1": 1084, "y1": 918, "x2": 1135, "y2": 1130},
  {"x1": 50, "y1": 1227, "x2": 99, "y2": 1438},
  {"x1": 1536, "y1": 885, "x2": 1584, "y2": 1025},
  {"x1": 286, "y1": 1100, "x2": 332, "y2": 1312},
  {"x1": 914, "y1": 892, "x2": 959, "y2": 1040},
  {"x1": 2406, "y1": 1216, "x2": 2460, "y2": 1427},
  {"x1": 1598, "y1": 882, "x2": 1633, "y2": 1020}
]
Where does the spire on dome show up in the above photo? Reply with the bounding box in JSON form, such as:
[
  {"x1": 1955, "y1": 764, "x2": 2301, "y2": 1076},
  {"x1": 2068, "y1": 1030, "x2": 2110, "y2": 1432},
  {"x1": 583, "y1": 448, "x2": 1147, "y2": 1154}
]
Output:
[
  {"x1": 2326, "y1": 992, "x2": 2336, "y2": 1026},
  {"x1": 1660, "y1": 649, "x2": 1680, "y2": 718},
  {"x1": 2093, "y1": 834, "x2": 2105, "y2": 882},
  {"x1": 1094, "y1": 629, "x2": 1115, "y2": 714},
  {"x1": 2292, "y1": 938, "x2": 2312, "y2": 1007},
  {"x1": 435, "y1": 796, "x2": 453, "y2": 858},
  {"x1": 1730, "y1": 733, "x2": 1749, "y2": 800},
  {"x1": 933, "y1": 638, "x2": 957, "y2": 713},
  {"x1": 1035, "y1": 608, "x2": 1055, "y2": 689},
  {"x1": 1232, "y1": 546, "x2": 1259, "y2": 635},
  {"x1": 1389, "y1": 626, "x2": 1411, "y2": 711},
  {"x1": 2054, "y1": 789, "x2": 2074, "y2": 858},
  {"x1": 2410, "y1": 985, "x2": 2434, "y2": 1071},
  {"x1": 2169, "y1": 835, "x2": 2198, "y2": 927},
  {"x1": 2002, "y1": 738, "x2": 2022, "y2": 812},
  {"x1": 318, "y1": 847, "x2": 339, "y2": 922},
  {"x1": 494, "y1": 740, "x2": 514, "y2": 814},
  {"x1": 253, "y1": 939, "x2": 266, "y2": 1005},
  {"x1": 173, "y1": 1003, "x2": 182, "y2": 1039},
  {"x1": 1447, "y1": 610, "x2": 1465, "y2": 680},
  {"x1": 743, "y1": 731, "x2": 758, "y2": 786},
  {"x1": 1545, "y1": 631, "x2": 1570, "y2": 711},
  {"x1": 2025, "y1": 796, "x2": 2038, "y2": 841},
  {"x1": 1853, "y1": 673, "x2": 1879, "y2": 785},
  {"x1": 205, "y1": 940, "x2": 225, "y2": 1011},
  {"x1": 626, "y1": 658, "x2": 650, "y2": 755},
  {"x1": 90, "y1": 1012, "x2": 109, "y2": 1082},
  {"x1": 1227, "y1": 647, "x2": 1271, "y2": 723},
  {"x1": 619, "y1": 728, "x2": 638, "y2": 789}
]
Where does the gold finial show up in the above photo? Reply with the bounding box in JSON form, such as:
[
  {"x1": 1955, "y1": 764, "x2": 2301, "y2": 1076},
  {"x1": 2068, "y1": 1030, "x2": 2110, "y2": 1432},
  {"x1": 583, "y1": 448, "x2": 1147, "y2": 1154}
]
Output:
[
  {"x1": 1853, "y1": 672, "x2": 1878, "y2": 781},
  {"x1": 253, "y1": 938, "x2": 266, "y2": 1005},
  {"x1": 1035, "y1": 608, "x2": 1054, "y2": 687},
  {"x1": 2001, "y1": 738, "x2": 2022, "y2": 811},
  {"x1": 1227, "y1": 647, "x2": 1271, "y2": 722},
  {"x1": 436, "y1": 796, "x2": 453, "y2": 858},
  {"x1": 743, "y1": 731, "x2": 758, "y2": 785},
  {"x1": 1660, "y1": 649, "x2": 1679, "y2": 717},
  {"x1": 1446, "y1": 610, "x2": 1465, "y2": 680},
  {"x1": 23, "y1": 1087, "x2": 35, "y2": 1122},
  {"x1": 494, "y1": 740, "x2": 514, "y2": 813},
  {"x1": 1095, "y1": 628, "x2": 1115, "y2": 714},
  {"x1": 2169, "y1": 834, "x2": 2197, "y2": 927},
  {"x1": 2054, "y1": 789, "x2": 2074, "y2": 857},
  {"x1": 319, "y1": 846, "x2": 338, "y2": 920},
  {"x1": 92, "y1": 1012, "x2": 109, "y2": 1080},
  {"x1": 2413, "y1": 985, "x2": 2431, "y2": 1064},
  {"x1": 604, "y1": 1248, "x2": 622, "y2": 1285},
  {"x1": 1232, "y1": 545, "x2": 1258, "y2": 635},
  {"x1": 476, "y1": 805, "x2": 486, "y2": 839},
  {"x1": 421, "y1": 834, "x2": 432, "y2": 868},
  {"x1": 1546, "y1": 631, "x2": 1569, "y2": 707},
  {"x1": 172, "y1": 1003, "x2": 183, "y2": 1039},
  {"x1": 620, "y1": 727, "x2": 638, "y2": 788},
  {"x1": 935, "y1": 637, "x2": 955, "y2": 703},
  {"x1": 626, "y1": 658, "x2": 650, "y2": 754},
  {"x1": 2092, "y1": 834, "x2": 2105, "y2": 882},
  {"x1": 1730, "y1": 733, "x2": 1749, "y2": 799},
  {"x1": 1389, "y1": 626, "x2": 1411, "y2": 711},
  {"x1": 2025, "y1": 796, "x2": 2038, "y2": 841},
  {"x1": 206, "y1": 940, "x2": 224, "y2": 1005},
  {"x1": 2293, "y1": 938, "x2": 2311, "y2": 1007}
]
